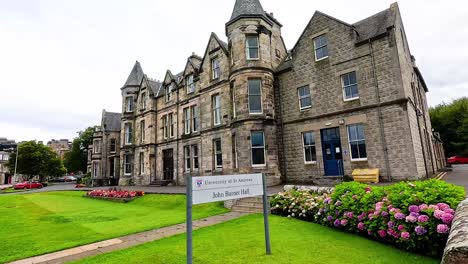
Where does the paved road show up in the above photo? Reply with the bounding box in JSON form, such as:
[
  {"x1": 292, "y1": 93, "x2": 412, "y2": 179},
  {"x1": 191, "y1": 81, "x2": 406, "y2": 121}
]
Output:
[{"x1": 444, "y1": 164, "x2": 468, "y2": 193}]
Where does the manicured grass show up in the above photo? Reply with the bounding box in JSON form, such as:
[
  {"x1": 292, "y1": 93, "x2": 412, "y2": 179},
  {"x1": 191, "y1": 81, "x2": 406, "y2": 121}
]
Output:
[
  {"x1": 0, "y1": 191, "x2": 228, "y2": 263},
  {"x1": 74, "y1": 214, "x2": 438, "y2": 264},
  {"x1": 0, "y1": 187, "x2": 27, "y2": 193}
]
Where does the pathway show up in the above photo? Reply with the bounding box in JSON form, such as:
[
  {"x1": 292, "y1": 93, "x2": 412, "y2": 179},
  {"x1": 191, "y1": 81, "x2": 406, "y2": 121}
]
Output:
[
  {"x1": 9, "y1": 212, "x2": 249, "y2": 264},
  {"x1": 443, "y1": 164, "x2": 468, "y2": 193}
]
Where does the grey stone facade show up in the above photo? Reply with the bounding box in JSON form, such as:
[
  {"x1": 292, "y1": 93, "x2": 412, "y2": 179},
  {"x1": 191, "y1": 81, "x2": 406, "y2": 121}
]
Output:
[{"x1": 89, "y1": 0, "x2": 445, "y2": 186}]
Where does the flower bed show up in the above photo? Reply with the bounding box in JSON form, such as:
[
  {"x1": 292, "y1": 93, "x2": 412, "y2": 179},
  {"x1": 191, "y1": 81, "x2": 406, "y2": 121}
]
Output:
[
  {"x1": 85, "y1": 189, "x2": 145, "y2": 203},
  {"x1": 270, "y1": 179, "x2": 465, "y2": 257}
]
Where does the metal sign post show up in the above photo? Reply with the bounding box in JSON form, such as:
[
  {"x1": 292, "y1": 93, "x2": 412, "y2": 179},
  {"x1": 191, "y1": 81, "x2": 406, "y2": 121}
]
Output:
[{"x1": 186, "y1": 173, "x2": 271, "y2": 263}]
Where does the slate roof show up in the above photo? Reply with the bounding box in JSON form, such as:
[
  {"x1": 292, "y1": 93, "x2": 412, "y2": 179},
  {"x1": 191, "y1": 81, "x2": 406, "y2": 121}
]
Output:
[
  {"x1": 123, "y1": 61, "x2": 144, "y2": 87},
  {"x1": 102, "y1": 111, "x2": 121, "y2": 132},
  {"x1": 353, "y1": 8, "x2": 395, "y2": 44},
  {"x1": 230, "y1": 0, "x2": 264, "y2": 21},
  {"x1": 147, "y1": 79, "x2": 162, "y2": 96}
]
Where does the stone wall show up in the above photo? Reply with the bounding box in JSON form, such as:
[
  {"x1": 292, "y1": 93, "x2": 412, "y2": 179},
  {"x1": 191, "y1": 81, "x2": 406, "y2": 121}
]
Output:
[{"x1": 442, "y1": 197, "x2": 468, "y2": 264}]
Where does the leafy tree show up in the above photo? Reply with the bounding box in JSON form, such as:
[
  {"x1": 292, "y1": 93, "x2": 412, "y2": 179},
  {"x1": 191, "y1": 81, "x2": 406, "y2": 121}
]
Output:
[
  {"x1": 7, "y1": 141, "x2": 67, "y2": 181},
  {"x1": 430, "y1": 97, "x2": 468, "y2": 157},
  {"x1": 63, "y1": 127, "x2": 95, "y2": 173}
]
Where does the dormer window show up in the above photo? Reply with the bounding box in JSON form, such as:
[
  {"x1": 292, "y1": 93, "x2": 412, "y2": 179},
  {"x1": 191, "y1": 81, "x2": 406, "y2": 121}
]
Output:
[
  {"x1": 125, "y1": 96, "x2": 134, "y2": 112},
  {"x1": 211, "y1": 58, "x2": 220, "y2": 79},
  {"x1": 246, "y1": 36, "x2": 259, "y2": 60},
  {"x1": 313, "y1": 35, "x2": 328, "y2": 61},
  {"x1": 187, "y1": 75, "x2": 195, "y2": 94},
  {"x1": 141, "y1": 92, "x2": 146, "y2": 110},
  {"x1": 165, "y1": 84, "x2": 173, "y2": 102}
]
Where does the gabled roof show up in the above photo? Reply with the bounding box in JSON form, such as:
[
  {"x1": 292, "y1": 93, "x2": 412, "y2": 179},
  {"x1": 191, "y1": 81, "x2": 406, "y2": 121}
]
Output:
[
  {"x1": 184, "y1": 53, "x2": 203, "y2": 76},
  {"x1": 198, "y1": 32, "x2": 229, "y2": 72},
  {"x1": 156, "y1": 70, "x2": 183, "y2": 98},
  {"x1": 123, "y1": 61, "x2": 144, "y2": 87},
  {"x1": 102, "y1": 110, "x2": 121, "y2": 132},
  {"x1": 147, "y1": 78, "x2": 162, "y2": 96},
  {"x1": 353, "y1": 7, "x2": 395, "y2": 44}
]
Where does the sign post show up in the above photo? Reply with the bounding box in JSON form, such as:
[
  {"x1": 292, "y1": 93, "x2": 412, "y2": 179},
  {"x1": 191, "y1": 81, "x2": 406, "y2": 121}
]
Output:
[{"x1": 186, "y1": 173, "x2": 271, "y2": 263}]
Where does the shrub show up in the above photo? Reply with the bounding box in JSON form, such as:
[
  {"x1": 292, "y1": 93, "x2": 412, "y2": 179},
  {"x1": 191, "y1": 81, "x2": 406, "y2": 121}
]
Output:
[
  {"x1": 86, "y1": 189, "x2": 145, "y2": 199},
  {"x1": 270, "y1": 179, "x2": 465, "y2": 257}
]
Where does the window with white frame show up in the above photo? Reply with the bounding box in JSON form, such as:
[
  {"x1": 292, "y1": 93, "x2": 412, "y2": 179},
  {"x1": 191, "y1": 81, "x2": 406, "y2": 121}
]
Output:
[
  {"x1": 246, "y1": 36, "x2": 259, "y2": 60},
  {"x1": 110, "y1": 139, "x2": 116, "y2": 153},
  {"x1": 124, "y1": 154, "x2": 132, "y2": 175},
  {"x1": 313, "y1": 35, "x2": 328, "y2": 61},
  {"x1": 231, "y1": 85, "x2": 236, "y2": 119},
  {"x1": 248, "y1": 79, "x2": 262, "y2": 114},
  {"x1": 342, "y1": 71, "x2": 359, "y2": 100},
  {"x1": 141, "y1": 92, "x2": 146, "y2": 110},
  {"x1": 169, "y1": 113, "x2": 174, "y2": 137},
  {"x1": 184, "y1": 146, "x2": 191, "y2": 172},
  {"x1": 192, "y1": 145, "x2": 199, "y2": 170},
  {"x1": 213, "y1": 139, "x2": 223, "y2": 169},
  {"x1": 298, "y1": 85, "x2": 312, "y2": 110},
  {"x1": 187, "y1": 75, "x2": 195, "y2": 94},
  {"x1": 302, "y1": 131, "x2": 317, "y2": 163},
  {"x1": 212, "y1": 58, "x2": 220, "y2": 79},
  {"x1": 162, "y1": 115, "x2": 169, "y2": 139},
  {"x1": 212, "y1": 94, "x2": 221, "y2": 125},
  {"x1": 140, "y1": 120, "x2": 145, "y2": 143},
  {"x1": 93, "y1": 162, "x2": 99, "y2": 178},
  {"x1": 347, "y1": 124, "x2": 367, "y2": 160},
  {"x1": 139, "y1": 152, "x2": 145, "y2": 174},
  {"x1": 251, "y1": 131, "x2": 265, "y2": 166},
  {"x1": 125, "y1": 96, "x2": 134, "y2": 112},
  {"x1": 124, "y1": 123, "x2": 133, "y2": 145},
  {"x1": 184, "y1": 107, "x2": 191, "y2": 134},
  {"x1": 191, "y1": 105, "x2": 199, "y2": 132},
  {"x1": 165, "y1": 84, "x2": 173, "y2": 102},
  {"x1": 232, "y1": 135, "x2": 238, "y2": 169},
  {"x1": 94, "y1": 140, "x2": 101, "y2": 153}
]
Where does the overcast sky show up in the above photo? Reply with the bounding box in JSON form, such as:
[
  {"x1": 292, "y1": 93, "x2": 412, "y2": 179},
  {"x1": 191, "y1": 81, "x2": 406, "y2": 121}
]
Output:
[{"x1": 1, "y1": 0, "x2": 467, "y2": 143}]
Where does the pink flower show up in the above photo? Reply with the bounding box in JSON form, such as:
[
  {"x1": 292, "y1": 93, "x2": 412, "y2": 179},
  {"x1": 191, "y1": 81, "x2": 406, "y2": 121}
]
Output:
[
  {"x1": 434, "y1": 210, "x2": 445, "y2": 219},
  {"x1": 378, "y1": 230, "x2": 387, "y2": 238},
  {"x1": 409, "y1": 205, "x2": 420, "y2": 213},
  {"x1": 437, "y1": 224, "x2": 450, "y2": 234},
  {"x1": 367, "y1": 230, "x2": 373, "y2": 235},
  {"x1": 387, "y1": 221, "x2": 395, "y2": 228},
  {"x1": 357, "y1": 222, "x2": 365, "y2": 230},
  {"x1": 419, "y1": 204, "x2": 429, "y2": 210},
  {"x1": 444, "y1": 208, "x2": 455, "y2": 215},
  {"x1": 442, "y1": 213, "x2": 454, "y2": 224},
  {"x1": 397, "y1": 225, "x2": 405, "y2": 231},
  {"x1": 417, "y1": 215, "x2": 429, "y2": 223},
  {"x1": 429, "y1": 205, "x2": 439, "y2": 210},
  {"x1": 365, "y1": 186, "x2": 372, "y2": 193},
  {"x1": 341, "y1": 219, "x2": 348, "y2": 226},
  {"x1": 401, "y1": 231, "x2": 410, "y2": 240},
  {"x1": 437, "y1": 203, "x2": 450, "y2": 211},
  {"x1": 375, "y1": 202, "x2": 384, "y2": 211},
  {"x1": 406, "y1": 215, "x2": 417, "y2": 223},
  {"x1": 395, "y1": 213, "x2": 406, "y2": 220}
]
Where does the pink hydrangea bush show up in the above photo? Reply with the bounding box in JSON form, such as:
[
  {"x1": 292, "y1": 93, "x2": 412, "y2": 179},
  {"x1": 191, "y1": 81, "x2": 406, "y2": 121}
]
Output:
[
  {"x1": 87, "y1": 189, "x2": 144, "y2": 199},
  {"x1": 270, "y1": 180, "x2": 465, "y2": 257}
]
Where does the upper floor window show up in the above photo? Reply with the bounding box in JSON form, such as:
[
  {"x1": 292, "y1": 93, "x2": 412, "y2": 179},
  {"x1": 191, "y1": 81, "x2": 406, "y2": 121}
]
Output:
[
  {"x1": 212, "y1": 94, "x2": 221, "y2": 126},
  {"x1": 186, "y1": 75, "x2": 195, "y2": 94},
  {"x1": 191, "y1": 105, "x2": 199, "y2": 132},
  {"x1": 213, "y1": 139, "x2": 223, "y2": 169},
  {"x1": 347, "y1": 124, "x2": 367, "y2": 161},
  {"x1": 162, "y1": 115, "x2": 169, "y2": 139},
  {"x1": 314, "y1": 35, "x2": 328, "y2": 61},
  {"x1": 246, "y1": 36, "x2": 259, "y2": 60},
  {"x1": 125, "y1": 96, "x2": 134, "y2": 112},
  {"x1": 94, "y1": 140, "x2": 101, "y2": 154},
  {"x1": 302, "y1": 131, "x2": 316, "y2": 163},
  {"x1": 169, "y1": 113, "x2": 174, "y2": 138},
  {"x1": 212, "y1": 58, "x2": 220, "y2": 79},
  {"x1": 165, "y1": 84, "x2": 173, "y2": 102},
  {"x1": 251, "y1": 131, "x2": 265, "y2": 166},
  {"x1": 140, "y1": 120, "x2": 145, "y2": 143},
  {"x1": 298, "y1": 86, "x2": 312, "y2": 110},
  {"x1": 141, "y1": 92, "x2": 147, "y2": 110},
  {"x1": 124, "y1": 123, "x2": 133, "y2": 145},
  {"x1": 342, "y1": 71, "x2": 359, "y2": 101},
  {"x1": 183, "y1": 107, "x2": 191, "y2": 135},
  {"x1": 248, "y1": 79, "x2": 262, "y2": 114},
  {"x1": 110, "y1": 139, "x2": 116, "y2": 153}
]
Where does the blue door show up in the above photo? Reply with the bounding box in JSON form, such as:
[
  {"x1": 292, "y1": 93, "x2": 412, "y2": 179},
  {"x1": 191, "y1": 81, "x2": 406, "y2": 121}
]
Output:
[{"x1": 321, "y1": 128, "x2": 344, "y2": 176}]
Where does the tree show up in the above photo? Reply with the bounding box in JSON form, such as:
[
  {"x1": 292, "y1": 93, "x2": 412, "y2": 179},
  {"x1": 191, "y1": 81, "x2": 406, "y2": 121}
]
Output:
[
  {"x1": 430, "y1": 97, "x2": 468, "y2": 157},
  {"x1": 63, "y1": 127, "x2": 95, "y2": 173},
  {"x1": 7, "y1": 141, "x2": 67, "y2": 181}
]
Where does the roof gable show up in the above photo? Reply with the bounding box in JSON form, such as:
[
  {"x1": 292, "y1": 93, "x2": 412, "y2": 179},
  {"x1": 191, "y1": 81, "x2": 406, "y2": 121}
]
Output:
[
  {"x1": 353, "y1": 8, "x2": 395, "y2": 44},
  {"x1": 101, "y1": 110, "x2": 121, "y2": 132},
  {"x1": 123, "y1": 61, "x2": 144, "y2": 87},
  {"x1": 199, "y1": 33, "x2": 229, "y2": 71}
]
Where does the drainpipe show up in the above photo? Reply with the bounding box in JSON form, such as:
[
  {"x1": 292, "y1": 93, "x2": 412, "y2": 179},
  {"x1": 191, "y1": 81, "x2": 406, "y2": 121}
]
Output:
[
  {"x1": 369, "y1": 40, "x2": 392, "y2": 182},
  {"x1": 175, "y1": 83, "x2": 180, "y2": 186},
  {"x1": 411, "y1": 81, "x2": 429, "y2": 179}
]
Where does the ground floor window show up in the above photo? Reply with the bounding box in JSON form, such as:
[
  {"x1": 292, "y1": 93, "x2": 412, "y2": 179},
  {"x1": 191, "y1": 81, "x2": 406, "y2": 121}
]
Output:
[
  {"x1": 184, "y1": 146, "x2": 191, "y2": 172},
  {"x1": 302, "y1": 131, "x2": 317, "y2": 163},
  {"x1": 124, "y1": 154, "x2": 133, "y2": 175},
  {"x1": 213, "y1": 139, "x2": 223, "y2": 169},
  {"x1": 251, "y1": 131, "x2": 265, "y2": 166},
  {"x1": 92, "y1": 162, "x2": 99, "y2": 178},
  {"x1": 192, "y1": 145, "x2": 199, "y2": 171},
  {"x1": 139, "y1": 152, "x2": 145, "y2": 175},
  {"x1": 347, "y1": 124, "x2": 367, "y2": 160}
]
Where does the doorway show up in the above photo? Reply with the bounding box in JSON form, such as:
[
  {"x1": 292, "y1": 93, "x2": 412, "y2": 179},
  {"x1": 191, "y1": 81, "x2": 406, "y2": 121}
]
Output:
[
  {"x1": 321, "y1": 127, "x2": 344, "y2": 176},
  {"x1": 162, "y1": 149, "x2": 174, "y2": 181}
]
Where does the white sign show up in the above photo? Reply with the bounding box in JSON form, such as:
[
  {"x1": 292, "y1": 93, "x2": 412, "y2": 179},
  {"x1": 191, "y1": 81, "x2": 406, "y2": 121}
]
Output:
[{"x1": 192, "y1": 174, "x2": 264, "y2": 205}]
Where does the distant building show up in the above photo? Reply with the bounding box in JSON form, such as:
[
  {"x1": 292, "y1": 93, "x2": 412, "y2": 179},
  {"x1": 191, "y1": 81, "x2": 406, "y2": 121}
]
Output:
[
  {"x1": 47, "y1": 139, "x2": 71, "y2": 159},
  {"x1": 0, "y1": 138, "x2": 16, "y2": 184}
]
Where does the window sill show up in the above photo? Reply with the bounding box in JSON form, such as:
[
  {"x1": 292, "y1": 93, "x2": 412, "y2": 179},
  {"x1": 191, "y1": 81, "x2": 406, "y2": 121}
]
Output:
[
  {"x1": 249, "y1": 112, "x2": 263, "y2": 115},
  {"x1": 343, "y1": 97, "x2": 360, "y2": 102},
  {"x1": 300, "y1": 106, "x2": 312, "y2": 112},
  {"x1": 315, "y1": 56, "x2": 329, "y2": 62},
  {"x1": 247, "y1": 58, "x2": 260, "y2": 61},
  {"x1": 304, "y1": 161, "x2": 317, "y2": 165},
  {"x1": 351, "y1": 158, "x2": 368, "y2": 162},
  {"x1": 252, "y1": 164, "x2": 266, "y2": 168}
]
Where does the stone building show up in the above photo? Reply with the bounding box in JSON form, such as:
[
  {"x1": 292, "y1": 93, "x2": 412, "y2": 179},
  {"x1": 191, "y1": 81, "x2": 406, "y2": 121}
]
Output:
[
  {"x1": 47, "y1": 139, "x2": 71, "y2": 159},
  {"x1": 88, "y1": 110, "x2": 122, "y2": 185},
  {"x1": 0, "y1": 138, "x2": 16, "y2": 184},
  {"x1": 89, "y1": 0, "x2": 445, "y2": 186}
]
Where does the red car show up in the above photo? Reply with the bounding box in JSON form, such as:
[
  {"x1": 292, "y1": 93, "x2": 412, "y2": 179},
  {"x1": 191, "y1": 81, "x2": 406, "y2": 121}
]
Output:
[
  {"x1": 448, "y1": 156, "x2": 468, "y2": 164},
  {"x1": 14, "y1": 181, "x2": 43, "y2": 190}
]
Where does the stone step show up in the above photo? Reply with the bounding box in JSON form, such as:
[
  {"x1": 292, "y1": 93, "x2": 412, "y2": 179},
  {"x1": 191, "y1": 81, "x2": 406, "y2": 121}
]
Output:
[
  {"x1": 231, "y1": 205, "x2": 264, "y2": 213},
  {"x1": 236, "y1": 201, "x2": 265, "y2": 207}
]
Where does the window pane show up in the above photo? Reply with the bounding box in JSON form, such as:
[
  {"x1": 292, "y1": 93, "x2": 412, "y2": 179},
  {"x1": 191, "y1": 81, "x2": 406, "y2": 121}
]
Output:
[
  {"x1": 215, "y1": 140, "x2": 222, "y2": 152},
  {"x1": 322, "y1": 46, "x2": 329, "y2": 57},
  {"x1": 301, "y1": 97, "x2": 311, "y2": 108},
  {"x1": 343, "y1": 74, "x2": 350, "y2": 86},
  {"x1": 248, "y1": 79, "x2": 261, "y2": 95},
  {"x1": 252, "y1": 148, "x2": 265, "y2": 165},
  {"x1": 251, "y1": 132, "x2": 264, "y2": 147},
  {"x1": 249, "y1": 48, "x2": 259, "y2": 59},
  {"x1": 357, "y1": 124, "x2": 365, "y2": 140},
  {"x1": 348, "y1": 125, "x2": 357, "y2": 141},
  {"x1": 351, "y1": 84, "x2": 359, "y2": 98},
  {"x1": 350, "y1": 142, "x2": 359, "y2": 159},
  {"x1": 303, "y1": 132, "x2": 314, "y2": 146},
  {"x1": 247, "y1": 36, "x2": 258, "y2": 47},
  {"x1": 358, "y1": 141, "x2": 367, "y2": 158},
  {"x1": 311, "y1": 145, "x2": 317, "y2": 161},
  {"x1": 216, "y1": 154, "x2": 223, "y2": 166},
  {"x1": 249, "y1": 95, "x2": 262, "y2": 113},
  {"x1": 305, "y1": 147, "x2": 312, "y2": 162}
]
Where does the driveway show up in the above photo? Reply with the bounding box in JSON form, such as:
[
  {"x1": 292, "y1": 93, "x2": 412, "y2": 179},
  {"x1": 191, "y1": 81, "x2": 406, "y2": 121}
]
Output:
[{"x1": 443, "y1": 164, "x2": 468, "y2": 193}]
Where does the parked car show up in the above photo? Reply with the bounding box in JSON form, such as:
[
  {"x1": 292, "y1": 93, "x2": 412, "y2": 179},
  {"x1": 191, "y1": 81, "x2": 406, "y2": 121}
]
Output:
[
  {"x1": 14, "y1": 181, "x2": 43, "y2": 190},
  {"x1": 448, "y1": 156, "x2": 468, "y2": 164},
  {"x1": 63, "y1": 176, "x2": 77, "y2": 182}
]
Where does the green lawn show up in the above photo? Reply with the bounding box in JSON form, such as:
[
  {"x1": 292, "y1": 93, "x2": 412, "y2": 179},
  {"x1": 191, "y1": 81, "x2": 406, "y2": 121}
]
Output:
[
  {"x1": 0, "y1": 191, "x2": 228, "y2": 263},
  {"x1": 0, "y1": 187, "x2": 27, "y2": 193},
  {"x1": 74, "y1": 214, "x2": 438, "y2": 264}
]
